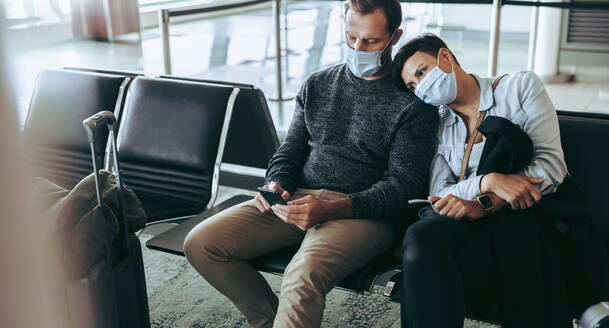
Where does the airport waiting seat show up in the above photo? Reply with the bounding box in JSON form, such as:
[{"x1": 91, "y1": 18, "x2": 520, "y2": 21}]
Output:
[
  {"x1": 62, "y1": 67, "x2": 143, "y2": 130},
  {"x1": 146, "y1": 108, "x2": 609, "y2": 311},
  {"x1": 23, "y1": 69, "x2": 131, "y2": 189},
  {"x1": 144, "y1": 77, "x2": 401, "y2": 292},
  {"x1": 115, "y1": 76, "x2": 239, "y2": 222},
  {"x1": 158, "y1": 76, "x2": 280, "y2": 190},
  {"x1": 556, "y1": 111, "x2": 609, "y2": 220},
  {"x1": 63, "y1": 66, "x2": 144, "y2": 79},
  {"x1": 143, "y1": 76, "x2": 278, "y2": 252},
  {"x1": 24, "y1": 70, "x2": 150, "y2": 328}
]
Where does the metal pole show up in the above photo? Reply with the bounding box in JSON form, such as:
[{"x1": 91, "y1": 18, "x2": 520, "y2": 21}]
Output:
[
  {"x1": 159, "y1": 9, "x2": 172, "y2": 75},
  {"x1": 283, "y1": 0, "x2": 289, "y2": 84},
  {"x1": 103, "y1": 0, "x2": 115, "y2": 42},
  {"x1": 89, "y1": 143, "x2": 102, "y2": 207},
  {"x1": 527, "y1": 2, "x2": 540, "y2": 71},
  {"x1": 271, "y1": 0, "x2": 284, "y2": 101},
  {"x1": 269, "y1": 0, "x2": 294, "y2": 101},
  {"x1": 488, "y1": 0, "x2": 502, "y2": 76}
]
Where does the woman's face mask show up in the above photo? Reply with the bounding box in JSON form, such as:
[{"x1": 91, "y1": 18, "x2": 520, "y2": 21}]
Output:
[
  {"x1": 345, "y1": 31, "x2": 395, "y2": 78},
  {"x1": 414, "y1": 53, "x2": 457, "y2": 106}
]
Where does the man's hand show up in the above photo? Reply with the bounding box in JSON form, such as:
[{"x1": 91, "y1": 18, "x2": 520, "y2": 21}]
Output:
[
  {"x1": 254, "y1": 182, "x2": 291, "y2": 214},
  {"x1": 430, "y1": 194, "x2": 485, "y2": 221},
  {"x1": 480, "y1": 173, "x2": 543, "y2": 210},
  {"x1": 271, "y1": 195, "x2": 333, "y2": 231}
]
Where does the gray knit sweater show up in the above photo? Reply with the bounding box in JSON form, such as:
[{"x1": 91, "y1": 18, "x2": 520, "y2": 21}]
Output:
[{"x1": 265, "y1": 64, "x2": 439, "y2": 220}]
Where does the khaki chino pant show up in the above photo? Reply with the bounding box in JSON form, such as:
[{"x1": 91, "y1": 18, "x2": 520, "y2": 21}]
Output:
[{"x1": 183, "y1": 188, "x2": 394, "y2": 328}]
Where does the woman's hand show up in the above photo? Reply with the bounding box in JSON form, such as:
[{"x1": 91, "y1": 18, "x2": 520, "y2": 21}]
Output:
[
  {"x1": 429, "y1": 195, "x2": 485, "y2": 221},
  {"x1": 480, "y1": 173, "x2": 543, "y2": 210}
]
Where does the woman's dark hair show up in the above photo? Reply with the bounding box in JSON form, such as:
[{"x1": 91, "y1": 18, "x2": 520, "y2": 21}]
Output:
[{"x1": 392, "y1": 33, "x2": 460, "y2": 91}]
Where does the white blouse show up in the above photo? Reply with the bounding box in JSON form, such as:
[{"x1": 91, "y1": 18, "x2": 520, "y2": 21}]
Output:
[{"x1": 429, "y1": 71, "x2": 568, "y2": 200}]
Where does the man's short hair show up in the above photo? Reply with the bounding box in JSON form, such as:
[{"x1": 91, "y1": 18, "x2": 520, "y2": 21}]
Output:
[
  {"x1": 392, "y1": 33, "x2": 460, "y2": 91},
  {"x1": 344, "y1": 0, "x2": 402, "y2": 33}
]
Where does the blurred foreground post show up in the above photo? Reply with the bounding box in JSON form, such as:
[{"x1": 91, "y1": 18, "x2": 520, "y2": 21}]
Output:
[{"x1": 0, "y1": 13, "x2": 69, "y2": 328}]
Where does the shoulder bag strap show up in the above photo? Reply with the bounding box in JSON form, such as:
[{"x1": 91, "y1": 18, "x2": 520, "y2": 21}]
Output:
[{"x1": 458, "y1": 74, "x2": 506, "y2": 181}]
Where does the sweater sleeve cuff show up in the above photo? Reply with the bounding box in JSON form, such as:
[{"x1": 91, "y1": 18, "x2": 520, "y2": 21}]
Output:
[
  {"x1": 346, "y1": 192, "x2": 368, "y2": 219},
  {"x1": 264, "y1": 177, "x2": 297, "y2": 195}
]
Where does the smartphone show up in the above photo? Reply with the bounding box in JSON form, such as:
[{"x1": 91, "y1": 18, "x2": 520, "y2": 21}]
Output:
[{"x1": 257, "y1": 187, "x2": 288, "y2": 206}]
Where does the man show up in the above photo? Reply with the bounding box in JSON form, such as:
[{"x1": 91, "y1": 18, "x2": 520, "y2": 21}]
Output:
[{"x1": 183, "y1": 0, "x2": 438, "y2": 327}]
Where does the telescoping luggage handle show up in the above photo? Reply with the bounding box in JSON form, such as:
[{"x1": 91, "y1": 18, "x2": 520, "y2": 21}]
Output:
[
  {"x1": 83, "y1": 111, "x2": 130, "y2": 256},
  {"x1": 83, "y1": 111, "x2": 123, "y2": 206}
]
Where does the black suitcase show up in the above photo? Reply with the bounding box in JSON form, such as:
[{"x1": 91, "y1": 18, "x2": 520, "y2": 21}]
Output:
[
  {"x1": 65, "y1": 111, "x2": 150, "y2": 328},
  {"x1": 113, "y1": 233, "x2": 150, "y2": 328}
]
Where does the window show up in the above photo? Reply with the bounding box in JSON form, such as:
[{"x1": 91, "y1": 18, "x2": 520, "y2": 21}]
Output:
[
  {"x1": 5, "y1": 0, "x2": 71, "y2": 26},
  {"x1": 4, "y1": 0, "x2": 35, "y2": 19}
]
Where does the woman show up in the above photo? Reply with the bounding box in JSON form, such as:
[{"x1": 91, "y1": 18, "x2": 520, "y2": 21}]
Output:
[{"x1": 393, "y1": 33, "x2": 569, "y2": 327}]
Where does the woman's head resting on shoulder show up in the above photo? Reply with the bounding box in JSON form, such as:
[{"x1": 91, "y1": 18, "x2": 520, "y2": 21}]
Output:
[{"x1": 393, "y1": 33, "x2": 469, "y2": 107}]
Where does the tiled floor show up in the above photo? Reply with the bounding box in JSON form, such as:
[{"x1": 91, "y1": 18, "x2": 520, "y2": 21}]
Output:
[{"x1": 8, "y1": 1, "x2": 609, "y2": 133}]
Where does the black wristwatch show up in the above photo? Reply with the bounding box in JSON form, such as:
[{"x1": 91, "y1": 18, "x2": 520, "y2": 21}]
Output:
[{"x1": 475, "y1": 194, "x2": 494, "y2": 214}]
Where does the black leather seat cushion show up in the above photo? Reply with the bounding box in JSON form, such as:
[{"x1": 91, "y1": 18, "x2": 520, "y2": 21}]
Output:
[
  {"x1": 156, "y1": 76, "x2": 280, "y2": 182},
  {"x1": 557, "y1": 111, "x2": 609, "y2": 220},
  {"x1": 117, "y1": 77, "x2": 235, "y2": 221},
  {"x1": 23, "y1": 69, "x2": 127, "y2": 189},
  {"x1": 136, "y1": 192, "x2": 203, "y2": 221},
  {"x1": 221, "y1": 86, "x2": 279, "y2": 169}
]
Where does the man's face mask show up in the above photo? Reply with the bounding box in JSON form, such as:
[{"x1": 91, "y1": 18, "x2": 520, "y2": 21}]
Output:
[
  {"x1": 345, "y1": 31, "x2": 395, "y2": 78},
  {"x1": 414, "y1": 52, "x2": 457, "y2": 106}
]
